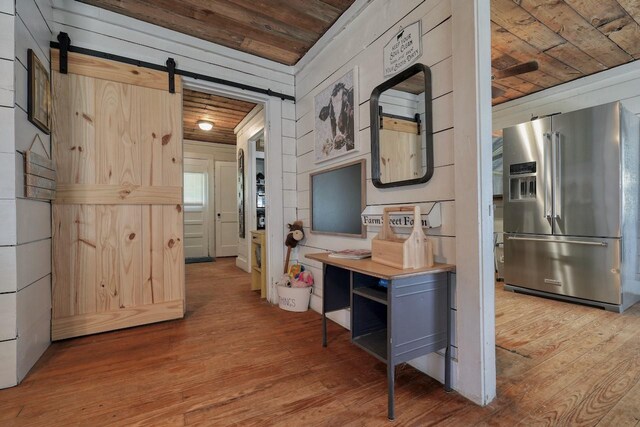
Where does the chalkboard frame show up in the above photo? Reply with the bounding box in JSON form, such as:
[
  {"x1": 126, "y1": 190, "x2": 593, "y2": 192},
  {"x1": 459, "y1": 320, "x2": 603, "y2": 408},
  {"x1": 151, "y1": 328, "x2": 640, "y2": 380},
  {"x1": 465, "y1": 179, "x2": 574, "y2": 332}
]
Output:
[{"x1": 310, "y1": 159, "x2": 366, "y2": 238}]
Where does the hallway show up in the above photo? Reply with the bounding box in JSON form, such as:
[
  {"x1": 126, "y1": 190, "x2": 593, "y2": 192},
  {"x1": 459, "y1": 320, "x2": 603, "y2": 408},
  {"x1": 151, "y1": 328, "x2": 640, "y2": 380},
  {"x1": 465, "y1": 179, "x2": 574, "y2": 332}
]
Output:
[
  {"x1": 0, "y1": 260, "x2": 458, "y2": 426},
  {"x1": 2, "y1": 260, "x2": 639, "y2": 425}
]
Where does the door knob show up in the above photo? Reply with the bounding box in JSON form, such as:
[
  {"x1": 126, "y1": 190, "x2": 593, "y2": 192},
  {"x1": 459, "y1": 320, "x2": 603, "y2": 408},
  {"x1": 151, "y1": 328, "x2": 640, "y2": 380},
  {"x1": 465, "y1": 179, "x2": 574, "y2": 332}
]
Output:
[{"x1": 217, "y1": 213, "x2": 221, "y2": 218}]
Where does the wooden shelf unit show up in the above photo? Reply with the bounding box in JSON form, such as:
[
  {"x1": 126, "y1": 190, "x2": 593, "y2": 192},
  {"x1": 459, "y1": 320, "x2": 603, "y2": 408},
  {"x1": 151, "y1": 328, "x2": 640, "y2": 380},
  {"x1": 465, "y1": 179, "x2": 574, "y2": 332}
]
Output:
[{"x1": 251, "y1": 230, "x2": 266, "y2": 298}]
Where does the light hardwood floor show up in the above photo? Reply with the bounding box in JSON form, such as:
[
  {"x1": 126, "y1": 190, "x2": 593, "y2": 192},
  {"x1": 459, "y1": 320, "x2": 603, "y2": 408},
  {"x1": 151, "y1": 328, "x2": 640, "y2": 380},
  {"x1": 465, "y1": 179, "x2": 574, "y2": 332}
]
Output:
[{"x1": 1, "y1": 259, "x2": 639, "y2": 426}]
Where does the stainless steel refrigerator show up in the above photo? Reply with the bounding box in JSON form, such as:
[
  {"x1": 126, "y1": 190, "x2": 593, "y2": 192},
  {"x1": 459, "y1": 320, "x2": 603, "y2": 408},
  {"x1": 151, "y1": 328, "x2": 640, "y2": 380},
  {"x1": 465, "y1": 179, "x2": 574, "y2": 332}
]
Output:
[{"x1": 503, "y1": 101, "x2": 640, "y2": 312}]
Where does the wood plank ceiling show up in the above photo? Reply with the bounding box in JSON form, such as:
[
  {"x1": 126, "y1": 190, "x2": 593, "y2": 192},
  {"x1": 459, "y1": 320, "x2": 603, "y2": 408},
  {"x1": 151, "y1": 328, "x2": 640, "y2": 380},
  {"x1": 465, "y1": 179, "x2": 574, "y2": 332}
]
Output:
[
  {"x1": 491, "y1": 0, "x2": 640, "y2": 105},
  {"x1": 183, "y1": 90, "x2": 256, "y2": 145},
  {"x1": 77, "y1": 0, "x2": 356, "y2": 65}
]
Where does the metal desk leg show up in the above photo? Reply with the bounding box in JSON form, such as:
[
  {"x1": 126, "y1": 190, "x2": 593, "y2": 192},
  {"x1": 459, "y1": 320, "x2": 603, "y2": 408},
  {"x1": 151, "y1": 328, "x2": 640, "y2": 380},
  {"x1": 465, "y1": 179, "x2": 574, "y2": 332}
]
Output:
[
  {"x1": 322, "y1": 264, "x2": 328, "y2": 347},
  {"x1": 445, "y1": 272, "x2": 452, "y2": 392},
  {"x1": 322, "y1": 312, "x2": 327, "y2": 347},
  {"x1": 388, "y1": 363, "x2": 395, "y2": 420}
]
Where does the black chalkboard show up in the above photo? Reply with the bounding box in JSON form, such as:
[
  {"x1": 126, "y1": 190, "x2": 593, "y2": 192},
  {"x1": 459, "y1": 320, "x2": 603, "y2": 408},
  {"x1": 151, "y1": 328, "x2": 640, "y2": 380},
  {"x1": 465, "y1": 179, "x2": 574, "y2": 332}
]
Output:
[{"x1": 311, "y1": 159, "x2": 365, "y2": 237}]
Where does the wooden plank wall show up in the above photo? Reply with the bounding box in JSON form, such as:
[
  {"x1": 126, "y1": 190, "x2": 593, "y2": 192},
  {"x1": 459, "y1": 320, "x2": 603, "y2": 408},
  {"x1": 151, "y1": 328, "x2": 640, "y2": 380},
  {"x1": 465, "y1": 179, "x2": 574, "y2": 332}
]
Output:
[
  {"x1": 0, "y1": 0, "x2": 54, "y2": 389},
  {"x1": 293, "y1": 0, "x2": 458, "y2": 378}
]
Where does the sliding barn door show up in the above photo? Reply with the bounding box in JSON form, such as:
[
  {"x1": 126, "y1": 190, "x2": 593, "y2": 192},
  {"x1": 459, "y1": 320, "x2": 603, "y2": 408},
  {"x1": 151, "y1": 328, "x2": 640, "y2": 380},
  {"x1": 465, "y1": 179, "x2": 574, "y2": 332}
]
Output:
[{"x1": 51, "y1": 50, "x2": 184, "y2": 340}]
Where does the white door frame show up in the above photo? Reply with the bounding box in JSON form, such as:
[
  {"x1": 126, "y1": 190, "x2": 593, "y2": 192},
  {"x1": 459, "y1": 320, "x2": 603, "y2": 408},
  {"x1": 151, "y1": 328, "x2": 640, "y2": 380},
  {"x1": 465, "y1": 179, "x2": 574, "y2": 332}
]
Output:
[
  {"x1": 182, "y1": 78, "x2": 286, "y2": 304},
  {"x1": 452, "y1": 0, "x2": 496, "y2": 405}
]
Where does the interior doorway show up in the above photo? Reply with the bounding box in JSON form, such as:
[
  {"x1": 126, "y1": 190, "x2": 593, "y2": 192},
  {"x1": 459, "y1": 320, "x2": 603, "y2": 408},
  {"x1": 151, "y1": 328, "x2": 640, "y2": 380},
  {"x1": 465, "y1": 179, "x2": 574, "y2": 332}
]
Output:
[
  {"x1": 182, "y1": 77, "x2": 287, "y2": 304},
  {"x1": 182, "y1": 88, "x2": 257, "y2": 266}
]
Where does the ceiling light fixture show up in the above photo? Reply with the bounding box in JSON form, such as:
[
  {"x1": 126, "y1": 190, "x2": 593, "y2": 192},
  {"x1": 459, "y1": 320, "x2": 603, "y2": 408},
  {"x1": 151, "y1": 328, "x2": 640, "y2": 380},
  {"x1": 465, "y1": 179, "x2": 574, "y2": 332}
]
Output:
[{"x1": 197, "y1": 120, "x2": 214, "y2": 131}]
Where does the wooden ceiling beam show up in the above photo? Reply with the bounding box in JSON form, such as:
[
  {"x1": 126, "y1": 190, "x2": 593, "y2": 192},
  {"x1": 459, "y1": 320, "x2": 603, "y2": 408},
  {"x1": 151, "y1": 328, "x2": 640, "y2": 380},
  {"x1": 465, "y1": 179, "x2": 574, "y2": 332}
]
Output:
[
  {"x1": 182, "y1": 100, "x2": 254, "y2": 113},
  {"x1": 491, "y1": 23, "x2": 582, "y2": 80},
  {"x1": 518, "y1": 0, "x2": 633, "y2": 68},
  {"x1": 564, "y1": 0, "x2": 640, "y2": 59},
  {"x1": 491, "y1": 0, "x2": 566, "y2": 51},
  {"x1": 492, "y1": 73, "x2": 544, "y2": 94},
  {"x1": 226, "y1": 0, "x2": 334, "y2": 34},
  {"x1": 182, "y1": 89, "x2": 255, "y2": 146},
  {"x1": 564, "y1": 0, "x2": 627, "y2": 27},
  {"x1": 599, "y1": 17, "x2": 640, "y2": 59},
  {"x1": 182, "y1": 0, "x2": 319, "y2": 44},
  {"x1": 543, "y1": 43, "x2": 608, "y2": 74},
  {"x1": 618, "y1": 0, "x2": 640, "y2": 26},
  {"x1": 79, "y1": 0, "x2": 354, "y2": 65},
  {"x1": 182, "y1": 104, "x2": 248, "y2": 114},
  {"x1": 182, "y1": 110, "x2": 248, "y2": 123}
]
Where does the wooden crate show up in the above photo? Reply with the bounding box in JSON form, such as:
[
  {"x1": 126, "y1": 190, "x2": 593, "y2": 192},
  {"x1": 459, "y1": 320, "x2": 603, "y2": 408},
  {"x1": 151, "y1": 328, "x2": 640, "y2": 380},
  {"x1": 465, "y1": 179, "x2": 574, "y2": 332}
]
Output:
[{"x1": 371, "y1": 206, "x2": 434, "y2": 269}]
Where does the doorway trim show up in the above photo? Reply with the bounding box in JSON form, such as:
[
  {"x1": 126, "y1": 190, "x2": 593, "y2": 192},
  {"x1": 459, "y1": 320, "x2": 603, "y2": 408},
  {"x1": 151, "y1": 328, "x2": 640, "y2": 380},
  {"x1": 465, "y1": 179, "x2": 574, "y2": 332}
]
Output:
[{"x1": 182, "y1": 78, "x2": 287, "y2": 304}]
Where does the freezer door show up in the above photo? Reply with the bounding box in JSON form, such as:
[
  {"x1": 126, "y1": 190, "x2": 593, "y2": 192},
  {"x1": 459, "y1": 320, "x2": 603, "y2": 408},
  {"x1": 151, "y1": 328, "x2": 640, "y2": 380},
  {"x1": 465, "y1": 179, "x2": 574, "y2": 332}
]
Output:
[
  {"x1": 552, "y1": 104, "x2": 621, "y2": 238},
  {"x1": 504, "y1": 234, "x2": 621, "y2": 305},
  {"x1": 503, "y1": 117, "x2": 553, "y2": 235}
]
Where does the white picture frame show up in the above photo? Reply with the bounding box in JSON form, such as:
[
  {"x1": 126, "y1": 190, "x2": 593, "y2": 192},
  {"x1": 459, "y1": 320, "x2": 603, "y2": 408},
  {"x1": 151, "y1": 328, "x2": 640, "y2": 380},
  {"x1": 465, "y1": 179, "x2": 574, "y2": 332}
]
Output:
[{"x1": 314, "y1": 67, "x2": 359, "y2": 163}]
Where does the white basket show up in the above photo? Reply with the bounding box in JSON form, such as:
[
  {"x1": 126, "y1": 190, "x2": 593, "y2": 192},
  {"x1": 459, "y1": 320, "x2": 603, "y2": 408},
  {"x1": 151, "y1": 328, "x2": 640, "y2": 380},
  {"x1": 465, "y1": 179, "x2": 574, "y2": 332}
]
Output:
[{"x1": 277, "y1": 285, "x2": 312, "y2": 312}]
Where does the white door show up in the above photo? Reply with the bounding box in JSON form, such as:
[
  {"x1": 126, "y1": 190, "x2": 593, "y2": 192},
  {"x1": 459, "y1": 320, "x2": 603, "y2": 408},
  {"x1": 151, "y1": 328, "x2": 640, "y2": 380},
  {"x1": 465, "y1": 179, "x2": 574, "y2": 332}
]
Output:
[
  {"x1": 215, "y1": 161, "x2": 239, "y2": 257},
  {"x1": 184, "y1": 159, "x2": 209, "y2": 259}
]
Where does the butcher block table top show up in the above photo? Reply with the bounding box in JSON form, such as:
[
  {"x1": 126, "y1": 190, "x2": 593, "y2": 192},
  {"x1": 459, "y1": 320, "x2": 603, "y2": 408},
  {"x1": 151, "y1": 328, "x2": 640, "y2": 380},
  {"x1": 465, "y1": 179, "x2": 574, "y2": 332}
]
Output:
[{"x1": 305, "y1": 252, "x2": 455, "y2": 280}]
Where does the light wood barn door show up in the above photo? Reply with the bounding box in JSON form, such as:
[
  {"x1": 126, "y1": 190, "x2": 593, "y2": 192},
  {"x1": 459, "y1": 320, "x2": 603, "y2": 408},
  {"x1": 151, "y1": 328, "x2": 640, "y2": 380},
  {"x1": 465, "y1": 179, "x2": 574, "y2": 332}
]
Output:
[{"x1": 51, "y1": 50, "x2": 185, "y2": 340}]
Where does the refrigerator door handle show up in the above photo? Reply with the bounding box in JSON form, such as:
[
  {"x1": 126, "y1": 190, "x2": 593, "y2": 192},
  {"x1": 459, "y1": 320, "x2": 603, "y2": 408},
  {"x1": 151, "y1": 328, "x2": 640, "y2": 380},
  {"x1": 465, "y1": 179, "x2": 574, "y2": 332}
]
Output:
[
  {"x1": 553, "y1": 131, "x2": 562, "y2": 220},
  {"x1": 543, "y1": 132, "x2": 552, "y2": 220},
  {"x1": 506, "y1": 236, "x2": 608, "y2": 247}
]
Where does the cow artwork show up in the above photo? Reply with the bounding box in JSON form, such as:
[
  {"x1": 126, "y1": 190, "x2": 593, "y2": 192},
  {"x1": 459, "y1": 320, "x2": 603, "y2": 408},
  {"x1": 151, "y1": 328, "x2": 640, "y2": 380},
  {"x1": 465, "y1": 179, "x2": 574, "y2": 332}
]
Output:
[{"x1": 314, "y1": 69, "x2": 357, "y2": 162}]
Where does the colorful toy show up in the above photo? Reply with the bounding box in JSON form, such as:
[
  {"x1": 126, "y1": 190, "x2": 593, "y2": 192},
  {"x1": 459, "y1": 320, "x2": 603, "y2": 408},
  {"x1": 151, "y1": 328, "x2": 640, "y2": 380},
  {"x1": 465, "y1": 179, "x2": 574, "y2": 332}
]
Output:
[
  {"x1": 291, "y1": 270, "x2": 314, "y2": 288},
  {"x1": 288, "y1": 262, "x2": 304, "y2": 279}
]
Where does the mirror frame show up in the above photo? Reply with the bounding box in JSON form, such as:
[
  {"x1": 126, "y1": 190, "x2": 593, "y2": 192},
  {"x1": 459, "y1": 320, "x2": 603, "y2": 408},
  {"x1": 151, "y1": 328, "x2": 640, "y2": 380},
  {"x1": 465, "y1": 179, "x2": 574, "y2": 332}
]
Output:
[{"x1": 370, "y1": 63, "x2": 433, "y2": 188}]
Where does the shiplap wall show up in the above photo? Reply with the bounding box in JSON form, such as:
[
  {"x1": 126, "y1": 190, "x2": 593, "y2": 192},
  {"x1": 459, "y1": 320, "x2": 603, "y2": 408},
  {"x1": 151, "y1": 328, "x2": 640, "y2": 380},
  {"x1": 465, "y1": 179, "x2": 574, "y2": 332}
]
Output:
[
  {"x1": 0, "y1": 0, "x2": 17, "y2": 389},
  {"x1": 293, "y1": 0, "x2": 458, "y2": 380},
  {"x1": 0, "y1": 0, "x2": 54, "y2": 389}
]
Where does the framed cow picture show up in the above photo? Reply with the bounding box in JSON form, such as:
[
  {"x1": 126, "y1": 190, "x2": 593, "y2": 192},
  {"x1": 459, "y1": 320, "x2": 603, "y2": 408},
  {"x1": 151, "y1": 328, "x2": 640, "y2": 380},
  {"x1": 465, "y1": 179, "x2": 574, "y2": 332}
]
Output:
[{"x1": 314, "y1": 67, "x2": 358, "y2": 163}]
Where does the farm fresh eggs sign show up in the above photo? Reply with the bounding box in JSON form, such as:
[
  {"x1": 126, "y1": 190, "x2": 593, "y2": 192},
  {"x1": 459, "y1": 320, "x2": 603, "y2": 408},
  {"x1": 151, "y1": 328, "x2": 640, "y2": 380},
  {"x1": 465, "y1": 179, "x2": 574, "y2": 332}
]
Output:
[{"x1": 383, "y1": 20, "x2": 422, "y2": 78}]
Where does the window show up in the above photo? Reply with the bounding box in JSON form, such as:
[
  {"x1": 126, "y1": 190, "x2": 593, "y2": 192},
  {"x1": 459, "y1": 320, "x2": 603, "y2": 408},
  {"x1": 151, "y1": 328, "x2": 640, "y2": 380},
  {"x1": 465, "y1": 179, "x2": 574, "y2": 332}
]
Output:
[{"x1": 184, "y1": 172, "x2": 206, "y2": 205}]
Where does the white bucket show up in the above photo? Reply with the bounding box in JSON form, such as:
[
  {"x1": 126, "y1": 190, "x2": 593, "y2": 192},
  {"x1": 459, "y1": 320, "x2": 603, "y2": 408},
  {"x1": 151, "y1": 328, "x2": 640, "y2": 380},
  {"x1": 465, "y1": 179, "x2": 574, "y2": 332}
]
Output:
[{"x1": 277, "y1": 285, "x2": 312, "y2": 312}]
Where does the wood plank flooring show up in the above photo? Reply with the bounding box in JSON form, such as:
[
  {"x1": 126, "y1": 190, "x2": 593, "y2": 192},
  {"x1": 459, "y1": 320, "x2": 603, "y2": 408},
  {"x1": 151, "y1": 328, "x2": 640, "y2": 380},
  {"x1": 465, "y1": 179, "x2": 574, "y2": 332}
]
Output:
[{"x1": 1, "y1": 259, "x2": 640, "y2": 426}]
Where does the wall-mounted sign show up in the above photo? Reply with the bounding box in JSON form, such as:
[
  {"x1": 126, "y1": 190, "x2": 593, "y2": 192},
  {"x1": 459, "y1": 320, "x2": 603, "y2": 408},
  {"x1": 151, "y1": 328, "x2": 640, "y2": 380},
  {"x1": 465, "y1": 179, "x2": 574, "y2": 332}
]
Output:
[
  {"x1": 361, "y1": 202, "x2": 441, "y2": 234},
  {"x1": 383, "y1": 20, "x2": 423, "y2": 78}
]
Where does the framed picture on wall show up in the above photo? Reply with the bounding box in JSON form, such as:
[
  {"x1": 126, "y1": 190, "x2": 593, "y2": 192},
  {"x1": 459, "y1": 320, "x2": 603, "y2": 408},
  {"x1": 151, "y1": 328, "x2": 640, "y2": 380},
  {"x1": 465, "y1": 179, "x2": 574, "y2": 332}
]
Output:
[
  {"x1": 27, "y1": 49, "x2": 51, "y2": 135},
  {"x1": 314, "y1": 67, "x2": 359, "y2": 163}
]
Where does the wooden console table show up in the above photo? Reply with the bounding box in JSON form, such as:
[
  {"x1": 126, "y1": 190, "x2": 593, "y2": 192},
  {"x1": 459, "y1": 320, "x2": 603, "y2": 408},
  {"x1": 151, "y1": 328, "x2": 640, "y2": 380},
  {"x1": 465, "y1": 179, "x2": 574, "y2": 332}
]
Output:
[{"x1": 306, "y1": 252, "x2": 455, "y2": 420}]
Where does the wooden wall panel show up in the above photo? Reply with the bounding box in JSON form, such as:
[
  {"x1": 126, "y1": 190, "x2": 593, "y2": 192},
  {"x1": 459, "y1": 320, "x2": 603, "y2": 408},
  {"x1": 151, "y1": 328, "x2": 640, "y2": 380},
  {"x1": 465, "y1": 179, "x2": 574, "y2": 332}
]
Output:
[{"x1": 52, "y1": 49, "x2": 184, "y2": 340}]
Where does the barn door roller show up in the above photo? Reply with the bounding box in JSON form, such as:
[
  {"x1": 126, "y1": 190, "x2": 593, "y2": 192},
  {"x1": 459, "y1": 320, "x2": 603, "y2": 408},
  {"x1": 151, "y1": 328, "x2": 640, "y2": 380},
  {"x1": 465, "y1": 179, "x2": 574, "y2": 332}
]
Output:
[
  {"x1": 57, "y1": 32, "x2": 71, "y2": 74},
  {"x1": 166, "y1": 58, "x2": 176, "y2": 94}
]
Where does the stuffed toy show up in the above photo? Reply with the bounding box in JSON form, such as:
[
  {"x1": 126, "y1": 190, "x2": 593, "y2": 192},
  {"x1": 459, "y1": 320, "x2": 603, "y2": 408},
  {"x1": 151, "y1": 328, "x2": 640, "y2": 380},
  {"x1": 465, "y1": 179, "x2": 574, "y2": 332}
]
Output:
[
  {"x1": 285, "y1": 221, "x2": 305, "y2": 248},
  {"x1": 284, "y1": 220, "x2": 305, "y2": 273}
]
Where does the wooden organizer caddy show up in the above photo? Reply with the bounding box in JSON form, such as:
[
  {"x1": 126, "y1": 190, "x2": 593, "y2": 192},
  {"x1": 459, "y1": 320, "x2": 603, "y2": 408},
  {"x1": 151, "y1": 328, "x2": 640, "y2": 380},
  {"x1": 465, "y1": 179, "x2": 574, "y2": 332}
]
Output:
[{"x1": 371, "y1": 205, "x2": 434, "y2": 269}]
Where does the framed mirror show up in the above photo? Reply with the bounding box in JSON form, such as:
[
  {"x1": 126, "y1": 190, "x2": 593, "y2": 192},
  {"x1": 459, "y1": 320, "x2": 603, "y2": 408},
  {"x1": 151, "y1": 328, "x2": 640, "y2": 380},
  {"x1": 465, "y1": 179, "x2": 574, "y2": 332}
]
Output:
[{"x1": 370, "y1": 63, "x2": 433, "y2": 188}]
